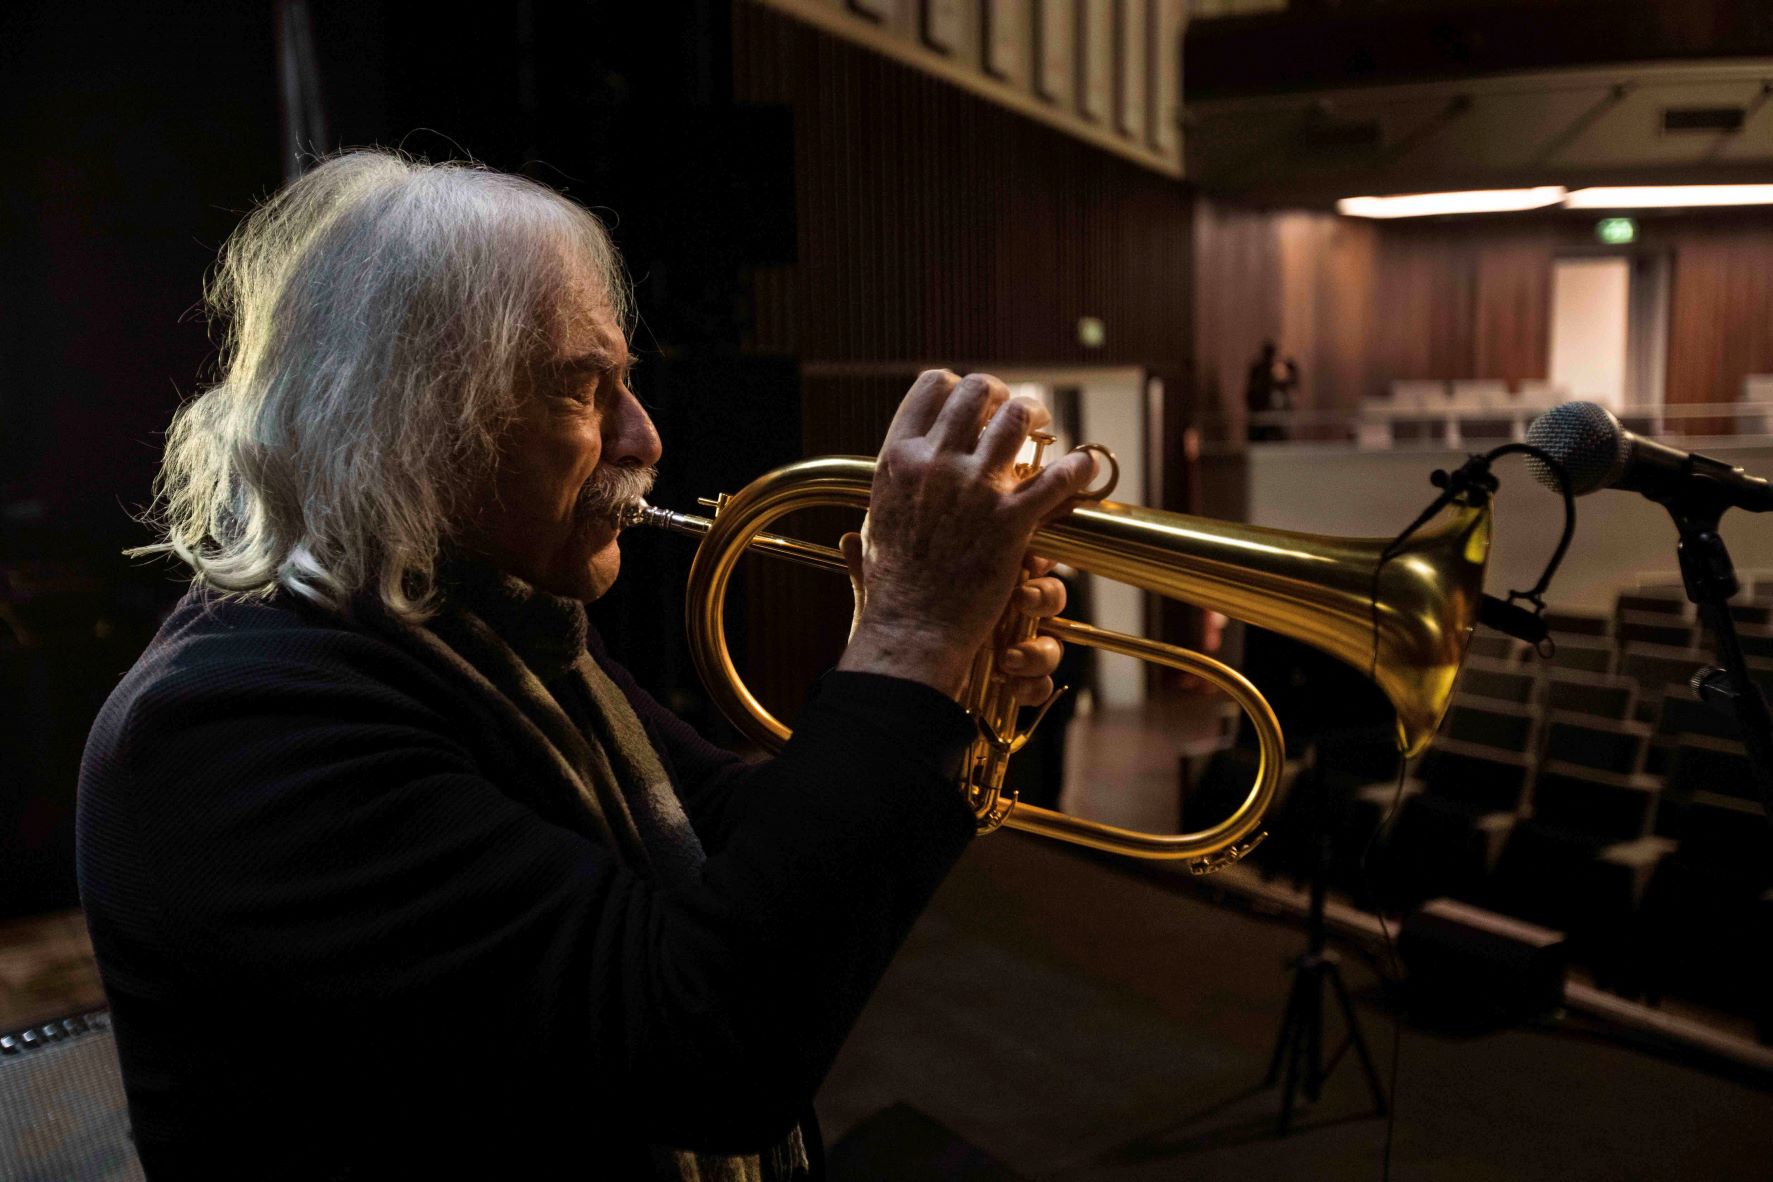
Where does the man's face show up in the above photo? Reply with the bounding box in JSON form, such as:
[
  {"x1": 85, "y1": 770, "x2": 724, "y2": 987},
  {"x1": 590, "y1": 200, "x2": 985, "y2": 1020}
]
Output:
[{"x1": 463, "y1": 284, "x2": 661, "y2": 602}]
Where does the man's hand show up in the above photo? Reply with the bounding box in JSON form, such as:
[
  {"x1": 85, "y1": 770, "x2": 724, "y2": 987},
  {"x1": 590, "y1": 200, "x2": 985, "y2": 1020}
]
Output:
[
  {"x1": 834, "y1": 369, "x2": 1095, "y2": 700},
  {"x1": 843, "y1": 537, "x2": 1069, "y2": 705}
]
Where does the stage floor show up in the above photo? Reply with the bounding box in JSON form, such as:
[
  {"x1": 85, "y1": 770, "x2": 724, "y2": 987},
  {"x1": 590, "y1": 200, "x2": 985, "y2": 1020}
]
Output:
[
  {"x1": 819, "y1": 828, "x2": 1773, "y2": 1181},
  {"x1": 5, "y1": 696, "x2": 1769, "y2": 1179}
]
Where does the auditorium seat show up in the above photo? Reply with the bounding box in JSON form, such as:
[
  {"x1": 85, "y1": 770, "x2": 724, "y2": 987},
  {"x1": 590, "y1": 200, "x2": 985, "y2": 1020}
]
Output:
[
  {"x1": 1613, "y1": 611, "x2": 1696, "y2": 650},
  {"x1": 1455, "y1": 658, "x2": 1537, "y2": 704},
  {"x1": 1441, "y1": 694, "x2": 1539, "y2": 751},
  {"x1": 1545, "y1": 636, "x2": 1613, "y2": 675},
  {"x1": 1528, "y1": 760, "x2": 1659, "y2": 842},
  {"x1": 1444, "y1": 377, "x2": 1512, "y2": 442},
  {"x1": 1465, "y1": 632, "x2": 1523, "y2": 663},
  {"x1": 1614, "y1": 591, "x2": 1687, "y2": 619},
  {"x1": 1543, "y1": 669, "x2": 1636, "y2": 721},
  {"x1": 1543, "y1": 610, "x2": 1609, "y2": 638},
  {"x1": 1720, "y1": 623, "x2": 1773, "y2": 659},
  {"x1": 1654, "y1": 735, "x2": 1756, "y2": 838},
  {"x1": 1638, "y1": 791, "x2": 1771, "y2": 1018},
  {"x1": 1383, "y1": 792, "x2": 1516, "y2": 909},
  {"x1": 1728, "y1": 601, "x2": 1773, "y2": 627},
  {"x1": 1585, "y1": 835, "x2": 1678, "y2": 997},
  {"x1": 1538, "y1": 712, "x2": 1650, "y2": 776},
  {"x1": 1647, "y1": 693, "x2": 1738, "y2": 775},
  {"x1": 1666, "y1": 734, "x2": 1755, "y2": 802},
  {"x1": 1415, "y1": 736, "x2": 1535, "y2": 814},
  {"x1": 1486, "y1": 818, "x2": 1609, "y2": 936},
  {"x1": 1333, "y1": 740, "x2": 1531, "y2": 907},
  {"x1": 1615, "y1": 642, "x2": 1705, "y2": 723}
]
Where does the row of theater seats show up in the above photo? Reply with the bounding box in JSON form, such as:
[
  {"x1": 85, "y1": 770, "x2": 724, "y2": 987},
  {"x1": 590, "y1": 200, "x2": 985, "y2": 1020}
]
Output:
[{"x1": 1241, "y1": 584, "x2": 1770, "y2": 1040}]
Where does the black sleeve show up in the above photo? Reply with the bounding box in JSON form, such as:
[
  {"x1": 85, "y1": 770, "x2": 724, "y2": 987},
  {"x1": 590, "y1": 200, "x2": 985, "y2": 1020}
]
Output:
[{"x1": 116, "y1": 631, "x2": 976, "y2": 1153}]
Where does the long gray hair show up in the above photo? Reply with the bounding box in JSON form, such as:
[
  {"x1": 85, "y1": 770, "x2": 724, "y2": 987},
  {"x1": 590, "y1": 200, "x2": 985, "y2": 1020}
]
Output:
[{"x1": 132, "y1": 149, "x2": 630, "y2": 622}]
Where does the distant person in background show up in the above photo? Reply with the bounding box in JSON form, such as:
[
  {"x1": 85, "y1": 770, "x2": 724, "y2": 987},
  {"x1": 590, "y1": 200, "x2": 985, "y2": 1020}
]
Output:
[{"x1": 1245, "y1": 340, "x2": 1299, "y2": 443}]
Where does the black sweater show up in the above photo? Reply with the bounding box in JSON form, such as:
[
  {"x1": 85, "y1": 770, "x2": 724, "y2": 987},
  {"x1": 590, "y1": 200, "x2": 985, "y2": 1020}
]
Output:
[{"x1": 75, "y1": 590, "x2": 977, "y2": 1178}]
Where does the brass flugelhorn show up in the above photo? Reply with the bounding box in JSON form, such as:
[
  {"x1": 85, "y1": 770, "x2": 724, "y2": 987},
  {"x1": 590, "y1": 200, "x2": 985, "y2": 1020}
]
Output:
[{"x1": 623, "y1": 439, "x2": 1492, "y2": 874}]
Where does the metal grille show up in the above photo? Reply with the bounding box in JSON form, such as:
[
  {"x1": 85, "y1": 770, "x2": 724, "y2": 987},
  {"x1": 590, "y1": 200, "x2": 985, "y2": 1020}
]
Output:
[{"x1": 0, "y1": 1011, "x2": 144, "y2": 1181}]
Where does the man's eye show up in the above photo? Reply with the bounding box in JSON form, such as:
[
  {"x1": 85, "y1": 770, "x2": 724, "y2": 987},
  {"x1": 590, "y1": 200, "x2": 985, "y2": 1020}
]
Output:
[{"x1": 553, "y1": 378, "x2": 599, "y2": 404}]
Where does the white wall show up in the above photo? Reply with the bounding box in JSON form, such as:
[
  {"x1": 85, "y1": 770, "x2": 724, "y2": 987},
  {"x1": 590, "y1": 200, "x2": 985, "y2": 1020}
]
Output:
[
  {"x1": 1076, "y1": 375, "x2": 1149, "y2": 708},
  {"x1": 1550, "y1": 257, "x2": 1631, "y2": 409},
  {"x1": 1247, "y1": 443, "x2": 1773, "y2": 614}
]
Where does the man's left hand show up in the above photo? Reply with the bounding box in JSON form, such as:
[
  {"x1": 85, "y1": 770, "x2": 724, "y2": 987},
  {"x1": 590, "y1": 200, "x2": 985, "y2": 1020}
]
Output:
[{"x1": 841, "y1": 537, "x2": 1067, "y2": 706}]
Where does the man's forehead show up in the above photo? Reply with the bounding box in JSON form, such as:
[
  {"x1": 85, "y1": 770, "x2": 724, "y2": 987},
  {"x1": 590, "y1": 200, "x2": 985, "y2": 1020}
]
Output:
[
  {"x1": 553, "y1": 308, "x2": 629, "y2": 372},
  {"x1": 554, "y1": 340, "x2": 628, "y2": 373}
]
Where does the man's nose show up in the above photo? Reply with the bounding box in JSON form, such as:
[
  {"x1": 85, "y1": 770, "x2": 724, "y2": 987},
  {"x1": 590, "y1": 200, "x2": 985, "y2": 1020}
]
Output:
[{"x1": 609, "y1": 387, "x2": 662, "y2": 467}]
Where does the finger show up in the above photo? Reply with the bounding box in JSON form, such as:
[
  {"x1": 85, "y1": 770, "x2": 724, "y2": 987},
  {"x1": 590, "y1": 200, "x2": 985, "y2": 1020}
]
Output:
[
  {"x1": 1014, "y1": 576, "x2": 1066, "y2": 619},
  {"x1": 882, "y1": 369, "x2": 961, "y2": 446},
  {"x1": 839, "y1": 531, "x2": 865, "y2": 588},
  {"x1": 975, "y1": 395, "x2": 1052, "y2": 471},
  {"x1": 1010, "y1": 448, "x2": 1098, "y2": 520},
  {"x1": 1008, "y1": 675, "x2": 1056, "y2": 707},
  {"x1": 1023, "y1": 555, "x2": 1057, "y2": 578},
  {"x1": 928, "y1": 373, "x2": 1008, "y2": 452},
  {"x1": 999, "y1": 634, "x2": 1062, "y2": 677}
]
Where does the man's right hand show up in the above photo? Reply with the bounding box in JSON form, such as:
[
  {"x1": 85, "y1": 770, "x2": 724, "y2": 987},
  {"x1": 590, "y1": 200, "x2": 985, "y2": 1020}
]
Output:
[{"x1": 834, "y1": 369, "x2": 1097, "y2": 700}]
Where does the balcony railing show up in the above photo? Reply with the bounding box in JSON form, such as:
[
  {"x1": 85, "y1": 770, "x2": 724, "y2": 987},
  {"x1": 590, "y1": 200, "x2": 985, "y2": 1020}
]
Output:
[{"x1": 1244, "y1": 401, "x2": 1773, "y2": 448}]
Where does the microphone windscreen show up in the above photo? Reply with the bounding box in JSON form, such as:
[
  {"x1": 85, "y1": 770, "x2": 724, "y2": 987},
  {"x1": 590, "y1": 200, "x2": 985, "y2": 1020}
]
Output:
[{"x1": 1524, "y1": 401, "x2": 1633, "y2": 495}]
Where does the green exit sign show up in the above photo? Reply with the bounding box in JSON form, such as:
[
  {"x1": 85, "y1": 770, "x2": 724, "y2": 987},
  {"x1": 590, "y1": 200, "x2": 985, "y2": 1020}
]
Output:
[{"x1": 1596, "y1": 217, "x2": 1638, "y2": 245}]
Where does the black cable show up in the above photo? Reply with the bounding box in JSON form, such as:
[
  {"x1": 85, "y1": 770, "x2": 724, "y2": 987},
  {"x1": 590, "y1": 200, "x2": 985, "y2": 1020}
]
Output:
[
  {"x1": 1358, "y1": 443, "x2": 1577, "y2": 1180},
  {"x1": 1357, "y1": 757, "x2": 1410, "y2": 1182}
]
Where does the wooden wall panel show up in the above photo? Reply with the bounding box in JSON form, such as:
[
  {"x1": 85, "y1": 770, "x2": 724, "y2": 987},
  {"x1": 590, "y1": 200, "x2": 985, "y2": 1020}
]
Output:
[
  {"x1": 1192, "y1": 201, "x2": 1284, "y2": 436},
  {"x1": 1371, "y1": 226, "x2": 1478, "y2": 383},
  {"x1": 1193, "y1": 201, "x2": 1380, "y2": 435},
  {"x1": 1197, "y1": 205, "x2": 1773, "y2": 428},
  {"x1": 1472, "y1": 238, "x2": 1554, "y2": 387},
  {"x1": 1666, "y1": 225, "x2": 1773, "y2": 410},
  {"x1": 733, "y1": 3, "x2": 1194, "y2": 387}
]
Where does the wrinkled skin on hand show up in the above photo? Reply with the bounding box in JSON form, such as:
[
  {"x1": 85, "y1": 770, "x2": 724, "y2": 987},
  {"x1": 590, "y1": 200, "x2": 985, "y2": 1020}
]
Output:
[{"x1": 835, "y1": 369, "x2": 1096, "y2": 701}]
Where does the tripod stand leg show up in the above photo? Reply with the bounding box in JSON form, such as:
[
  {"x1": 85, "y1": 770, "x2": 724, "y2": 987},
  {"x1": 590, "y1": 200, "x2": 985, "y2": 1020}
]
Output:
[
  {"x1": 1277, "y1": 998, "x2": 1307, "y2": 1135},
  {"x1": 1263, "y1": 968, "x2": 1306, "y2": 1087},
  {"x1": 1304, "y1": 963, "x2": 1327, "y2": 1103},
  {"x1": 1327, "y1": 958, "x2": 1388, "y2": 1115}
]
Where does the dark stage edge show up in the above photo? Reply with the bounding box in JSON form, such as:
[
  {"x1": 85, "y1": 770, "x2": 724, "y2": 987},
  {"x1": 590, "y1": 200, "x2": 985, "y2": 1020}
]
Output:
[{"x1": 817, "y1": 831, "x2": 1773, "y2": 1182}]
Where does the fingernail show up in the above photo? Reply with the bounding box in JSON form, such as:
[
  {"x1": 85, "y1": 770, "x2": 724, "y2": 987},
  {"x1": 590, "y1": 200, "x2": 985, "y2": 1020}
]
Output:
[{"x1": 1002, "y1": 650, "x2": 1027, "y2": 670}]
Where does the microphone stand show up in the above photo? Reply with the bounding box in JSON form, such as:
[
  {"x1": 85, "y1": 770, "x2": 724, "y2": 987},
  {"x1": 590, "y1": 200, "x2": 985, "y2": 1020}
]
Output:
[{"x1": 1663, "y1": 494, "x2": 1773, "y2": 826}]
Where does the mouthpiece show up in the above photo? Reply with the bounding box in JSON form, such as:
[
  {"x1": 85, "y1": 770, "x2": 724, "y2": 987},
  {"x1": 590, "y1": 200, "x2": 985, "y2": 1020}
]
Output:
[{"x1": 618, "y1": 499, "x2": 715, "y2": 539}]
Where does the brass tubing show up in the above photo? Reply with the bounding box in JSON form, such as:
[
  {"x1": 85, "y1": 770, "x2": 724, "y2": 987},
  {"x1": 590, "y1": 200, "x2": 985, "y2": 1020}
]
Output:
[
  {"x1": 647, "y1": 452, "x2": 1492, "y2": 865},
  {"x1": 1006, "y1": 617, "x2": 1282, "y2": 864}
]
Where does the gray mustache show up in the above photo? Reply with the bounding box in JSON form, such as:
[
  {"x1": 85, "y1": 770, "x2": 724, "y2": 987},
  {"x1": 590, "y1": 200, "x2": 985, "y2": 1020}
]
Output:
[{"x1": 578, "y1": 465, "x2": 659, "y2": 519}]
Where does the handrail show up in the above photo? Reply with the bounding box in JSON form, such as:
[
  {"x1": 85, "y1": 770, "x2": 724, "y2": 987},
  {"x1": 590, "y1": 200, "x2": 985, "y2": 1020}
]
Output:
[{"x1": 1235, "y1": 401, "x2": 1773, "y2": 448}]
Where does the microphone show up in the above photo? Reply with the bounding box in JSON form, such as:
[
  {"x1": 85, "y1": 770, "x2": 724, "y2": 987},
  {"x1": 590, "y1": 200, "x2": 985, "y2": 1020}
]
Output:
[{"x1": 1524, "y1": 401, "x2": 1773, "y2": 513}]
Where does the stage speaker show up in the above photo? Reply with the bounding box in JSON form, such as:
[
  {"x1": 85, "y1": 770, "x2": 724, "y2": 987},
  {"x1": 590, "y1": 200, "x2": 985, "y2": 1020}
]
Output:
[
  {"x1": 1400, "y1": 897, "x2": 1566, "y2": 1029},
  {"x1": 0, "y1": 1010, "x2": 142, "y2": 1180}
]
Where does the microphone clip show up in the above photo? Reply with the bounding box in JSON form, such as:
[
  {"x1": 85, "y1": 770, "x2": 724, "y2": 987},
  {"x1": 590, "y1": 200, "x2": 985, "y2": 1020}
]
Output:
[{"x1": 1429, "y1": 454, "x2": 1502, "y2": 508}]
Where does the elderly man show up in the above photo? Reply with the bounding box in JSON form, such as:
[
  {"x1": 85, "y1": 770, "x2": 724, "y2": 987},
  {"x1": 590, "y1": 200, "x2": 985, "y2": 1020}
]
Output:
[{"x1": 75, "y1": 151, "x2": 1094, "y2": 1179}]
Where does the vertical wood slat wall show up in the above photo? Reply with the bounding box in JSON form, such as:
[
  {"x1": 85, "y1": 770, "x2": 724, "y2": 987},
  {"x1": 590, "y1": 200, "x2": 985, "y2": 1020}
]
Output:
[
  {"x1": 733, "y1": 3, "x2": 1192, "y2": 379},
  {"x1": 728, "y1": 3, "x2": 1196, "y2": 718},
  {"x1": 1195, "y1": 199, "x2": 1773, "y2": 434}
]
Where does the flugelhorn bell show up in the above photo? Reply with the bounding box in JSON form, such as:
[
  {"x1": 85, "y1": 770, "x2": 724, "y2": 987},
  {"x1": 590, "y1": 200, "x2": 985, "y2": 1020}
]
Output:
[{"x1": 626, "y1": 448, "x2": 1491, "y2": 873}]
